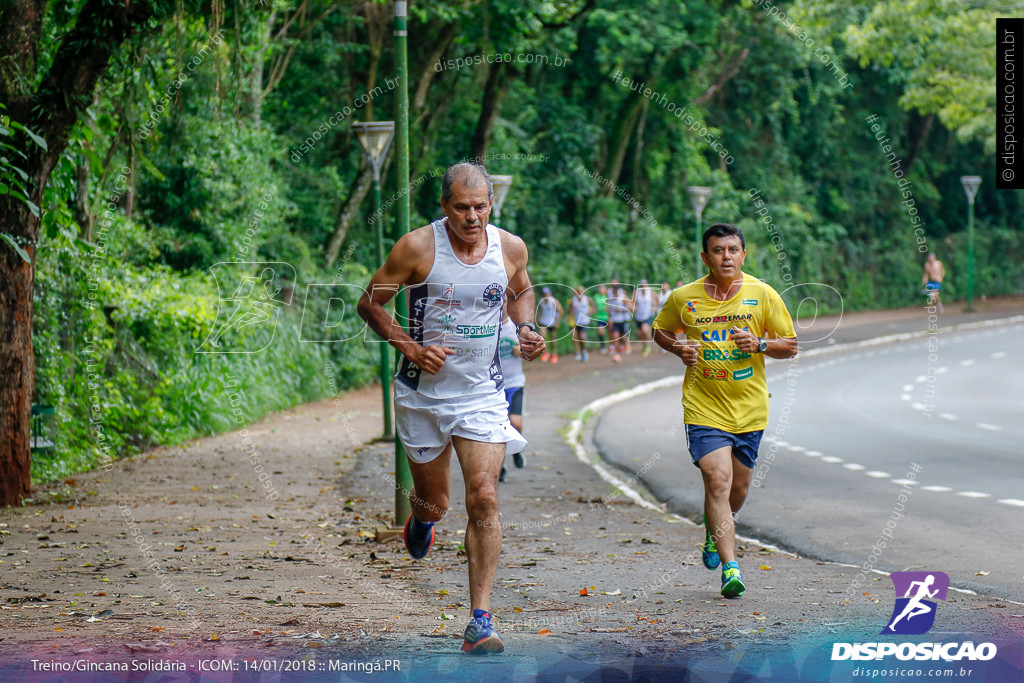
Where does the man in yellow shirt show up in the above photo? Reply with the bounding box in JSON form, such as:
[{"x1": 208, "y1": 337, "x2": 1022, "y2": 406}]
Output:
[{"x1": 653, "y1": 223, "x2": 797, "y2": 598}]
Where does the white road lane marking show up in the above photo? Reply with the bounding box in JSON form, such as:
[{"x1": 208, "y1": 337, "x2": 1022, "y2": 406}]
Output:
[
  {"x1": 997, "y1": 499, "x2": 1024, "y2": 507},
  {"x1": 865, "y1": 471, "x2": 891, "y2": 478},
  {"x1": 821, "y1": 456, "x2": 843, "y2": 464},
  {"x1": 957, "y1": 491, "x2": 991, "y2": 499},
  {"x1": 804, "y1": 450, "x2": 822, "y2": 456},
  {"x1": 843, "y1": 464, "x2": 866, "y2": 471},
  {"x1": 922, "y1": 486, "x2": 953, "y2": 492},
  {"x1": 960, "y1": 359, "x2": 975, "y2": 367},
  {"x1": 977, "y1": 423, "x2": 1002, "y2": 432},
  {"x1": 990, "y1": 351, "x2": 1007, "y2": 359},
  {"x1": 939, "y1": 413, "x2": 957, "y2": 421}
]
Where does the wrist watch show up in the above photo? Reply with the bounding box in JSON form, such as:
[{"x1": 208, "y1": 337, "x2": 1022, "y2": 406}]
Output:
[
  {"x1": 756, "y1": 337, "x2": 768, "y2": 353},
  {"x1": 517, "y1": 322, "x2": 537, "y2": 336}
]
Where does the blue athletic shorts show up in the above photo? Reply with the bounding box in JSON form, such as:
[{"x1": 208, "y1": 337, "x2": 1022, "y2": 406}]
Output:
[
  {"x1": 685, "y1": 424, "x2": 764, "y2": 469},
  {"x1": 504, "y1": 386, "x2": 524, "y2": 415},
  {"x1": 926, "y1": 281, "x2": 941, "y2": 291}
]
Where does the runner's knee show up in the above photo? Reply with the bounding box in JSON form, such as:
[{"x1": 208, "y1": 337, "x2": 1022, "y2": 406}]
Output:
[{"x1": 465, "y1": 478, "x2": 499, "y2": 520}]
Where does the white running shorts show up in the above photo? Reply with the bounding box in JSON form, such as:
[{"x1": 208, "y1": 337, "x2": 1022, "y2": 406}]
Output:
[{"x1": 394, "y1": 385, "x2": 527, "y2": 464}]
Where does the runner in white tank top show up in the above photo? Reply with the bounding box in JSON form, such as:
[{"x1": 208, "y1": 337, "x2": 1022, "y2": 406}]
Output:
[
  {"x1": 568, "y1": 286, "x2": 594, "y2": 362},
  {"x1": 357, "y1": 163, "x2": 547, "y2": 654},
  {"x1": 536, "y1": 287, "x2": 564, "y2": 363},
  {"x1": 633, "y1": 279, "x2": 656, "y2": 357},
  {"x1": 497, "y1": 316, "x2": 527, "y2": 480}
]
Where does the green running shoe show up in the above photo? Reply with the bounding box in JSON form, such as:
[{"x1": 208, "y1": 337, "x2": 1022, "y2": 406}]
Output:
[
  {"x1": 721, "y1": 561, "x2": 745, "y2": 598},
  {"x1": 701, "y1": 515, "x2": 721, "y2": 570},
  {"x1": 702, "y1": 532, "x2": 721, "y2": 570}
]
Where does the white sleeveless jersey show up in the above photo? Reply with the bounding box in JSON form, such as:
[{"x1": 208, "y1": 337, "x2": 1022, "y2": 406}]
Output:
[
  {"x1": 571, "y1": 295, "x2": 591, "y2": 326},
  {"x1": 497, "y1": 318, "x2": 525, "y2": 389},
  {"x1": 396, "y1": 219, "x2": 507, "y2": 399},
  {"x1": 608, "y1": 289, "x2": 631, "y2": 323},
  {"x1": 634, "y1": 289, "x2": 654, "y2": 321},
  {"x1": 538, "y1": 297, "x2": 559, "y2": 327}
]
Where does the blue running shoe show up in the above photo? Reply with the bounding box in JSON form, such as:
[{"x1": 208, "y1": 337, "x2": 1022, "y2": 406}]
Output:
[
  {"x1": 461, "y1": 609, "x2": 504, "y2": 654},
  {"x1": 403, "y1": 515, "x2": 434, "y2": 560},
  {"x1": 721, "y1": 561, "x2": 746, "y2": 598},
  {"x1": 513, "y1": 452, "x2": 525, "y2": 468}
]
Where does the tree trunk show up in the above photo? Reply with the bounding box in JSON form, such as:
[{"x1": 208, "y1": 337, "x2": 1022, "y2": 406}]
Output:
[
  {"x1": 470, "y1": 61, "x2": 507, "y2": 160},
  {"x1": 0, "y1": 0, "x2": 154, "y2": 506},
  {"x1": 0, "y1": 200, "x2": 35, "y2": 506},
  {"x1": 324, "y1": 156, "x2": 371, "y2": 269},
  {"x1": 602, "y1": 91, "x2": 646, "y2": 193}
]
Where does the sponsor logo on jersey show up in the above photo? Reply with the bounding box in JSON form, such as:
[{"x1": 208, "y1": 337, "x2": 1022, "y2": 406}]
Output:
[
  {"x1": 433, "y1": 283, "x2": 462, "y2": 306},
  {"x1": 732, "y1": 367, "x2": 754, "y2": 381},
  {"x1": 456, "y1": 323, "x2": 497, "y2": 338},
  {"x1": 694, "y1": 313, "x2": 753, "y2": 324},
  {"x1": 685, "y1": 300, "x2": 697, "y2": 313},
  {"x1": 703, "y1": 348, "x2": 752, "y2": 361},
  {"x1": 440, "y1": 313, "x2": 456, "y2": 333},
  {"x1": 742, "y1": 299, "x2": 759, "y2": 306},
  {"x1": 482, "y1": 283, "x2": 504, "y2": 308},
  {"x1": 701, "y1": 327, "x2": 748, "y2": 341}
]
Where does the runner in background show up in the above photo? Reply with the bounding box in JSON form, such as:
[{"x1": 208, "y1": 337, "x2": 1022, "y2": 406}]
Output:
[
  {"x1": 633, "y1": 280, "x2": 656, "y2": 357},
  {"x1": 568, "y1": 285, "x2": 595, "y2": 362},
  {"x1": 593, "y1": 284, "x2": 610, "y2": 353},
  {"x1": 497, "y1": 314, "x2": 527, "y2": 480},
  {"x1": 607, "y1": 280, "x2": 633, "y2": 363},
  {"x1": 537, "y1": 286, "x2": 564, "y2": 363}
]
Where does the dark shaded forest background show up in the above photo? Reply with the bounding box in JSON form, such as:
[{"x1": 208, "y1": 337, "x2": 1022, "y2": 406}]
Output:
[{"x1": 4, "y1": 0, "x2": 1020, "y2": 485}]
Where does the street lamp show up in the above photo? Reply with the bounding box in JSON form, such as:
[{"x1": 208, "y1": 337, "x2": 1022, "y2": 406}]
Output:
[
  {"x1": 490, "y1": 174, "x2": 514, "y2": 220},
  {"x1": 353, "y1": 121, "x2": 395, "y2": 439},
  {"x1": 960, "y1": 175, "x2": 981, "y2": 312},
  {"x1": 687, "y1": 186, "x2": 712, "y2": 278}
]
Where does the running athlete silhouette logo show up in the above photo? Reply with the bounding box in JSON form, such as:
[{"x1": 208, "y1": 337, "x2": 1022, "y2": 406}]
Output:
[
  {"x1": 197, "y1": 262, "x2": 294, "y2": 354},
  {"x1": 882, "y1": 571, "x2": 949, "y2": 635}
]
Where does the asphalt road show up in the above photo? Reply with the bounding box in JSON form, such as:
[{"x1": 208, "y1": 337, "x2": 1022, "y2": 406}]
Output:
[{"x1": 595, "y1": 317, "x2": 1024, "y2": 602}]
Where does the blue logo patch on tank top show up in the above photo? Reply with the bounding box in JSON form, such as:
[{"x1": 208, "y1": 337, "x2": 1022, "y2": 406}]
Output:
[{"x1": 482, "y1": 283, "x2": 504, "y2": 307}]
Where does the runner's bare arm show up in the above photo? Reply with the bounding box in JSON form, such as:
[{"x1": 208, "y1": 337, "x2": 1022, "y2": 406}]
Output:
[
  {"x1": 357, "y1": 230, "x2": 453, "y2": 374},
  {"x1": 502, "y1": 231, "x2": 545, "y2": 361}
]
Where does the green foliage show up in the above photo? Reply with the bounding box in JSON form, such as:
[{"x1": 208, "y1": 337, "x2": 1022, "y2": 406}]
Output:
[{"x1": 22, "y1": 0, "x2": 1023, "y2": 486}]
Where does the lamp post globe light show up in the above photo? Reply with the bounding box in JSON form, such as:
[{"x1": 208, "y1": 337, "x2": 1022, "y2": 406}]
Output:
[
  {"x1": 687, "y1": 186, "x2": 712, "y2": 277},
  {"x1": 353, "y1": 121, "x2": 396, "y2": 439},
  {"x1": 960, "y1": 175, "x2": 981, "y2": 313},
  {"x1": 489, "y1": 174, "x2": 514, "y2": 220}
]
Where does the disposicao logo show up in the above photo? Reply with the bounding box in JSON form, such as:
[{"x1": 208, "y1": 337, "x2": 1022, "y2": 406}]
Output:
[
  {"x1": 883, "y1": 571, "x2": 948, "y2": 635},
  {"x1": 831, "y1": 571, "x2": 997, "y2": 663}
]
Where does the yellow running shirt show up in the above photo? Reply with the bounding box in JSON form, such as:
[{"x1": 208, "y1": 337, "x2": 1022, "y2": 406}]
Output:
[{"x1": 652, "y1": 273, "x2": 796, "y2": 433}]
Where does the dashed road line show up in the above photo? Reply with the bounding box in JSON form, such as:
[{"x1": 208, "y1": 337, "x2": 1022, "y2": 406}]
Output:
[
  {"x1": 957, "y1": 491, "x2": 991, "y2": 499},
  {"x1": 977, "y1": 423, "x2": 1002, "y2": 432}
]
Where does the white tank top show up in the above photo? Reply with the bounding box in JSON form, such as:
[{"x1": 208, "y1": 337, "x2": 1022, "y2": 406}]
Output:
[
  {"x1": 634, "y1": 289, "x2": 654, "y2": 321},
  {"x1": 497, "y1": 318, "x2": 525, "y2": 389},
  {"x1": 608, "y1": 289, "x2": 630, "y2": 323},
  {"x1": 396, "y1": 219, "x2": 508, "y2": 399},
  {"x1": 571, "y1": 295, "x2": 590, "y2": 326},
  {"x1": 538, "y1": 297, "x2": 559, "y2": 327}
]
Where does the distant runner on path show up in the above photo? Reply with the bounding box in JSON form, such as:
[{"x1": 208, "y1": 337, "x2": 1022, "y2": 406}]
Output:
[
  {"x1": 568, "y1": 285, "x2": 595, "y2": 362},
  {"x1": 653, "y1": 223, "x2": 797, "y2": 599},
  {"x1": 537, "y1": 287, "x2": 564, "y2": 364},
  {"x1": 357, "y1": 162, "x2": 546, "y2": 654},
  {"x1": 922, "y1": 253, "x2": 946, "y2": 313},
  {"x1": 497, "y1": 314, "x2": 527, "y2": 481}
]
